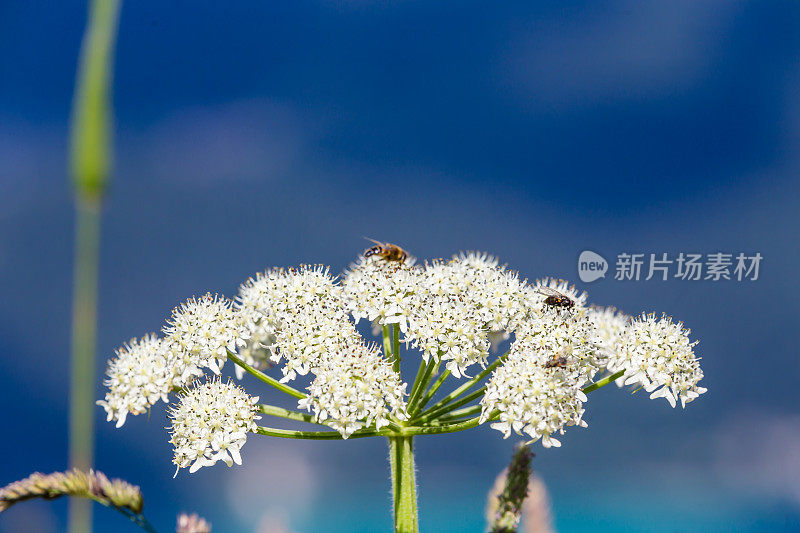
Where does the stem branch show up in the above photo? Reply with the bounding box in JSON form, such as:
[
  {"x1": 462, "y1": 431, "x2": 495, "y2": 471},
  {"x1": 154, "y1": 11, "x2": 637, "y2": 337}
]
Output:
[
  {"x1": 414, "y1": 388, "x2": 484, "y2": 423},
  {"x1": 227, "y1": 351, "x2": 306, "y2": 400},
  {"x1": 407, "y1": 360, "x2": 436, "y2": 414},
  {"x1": 420, "y1": 351, "x2": 508, "y2": 417},
  {"x1": 414, "y1": 368, "x2": 450, "y2": 412},
  {"x1": 582, "y1": 370, "x2": 626, "y2": 394},
  {"x1": 392, "y1": 323, "x2": 401, "y2": 372},
  {"x1": 257, "y1": 404, "x2": 319, "y2": 425}
]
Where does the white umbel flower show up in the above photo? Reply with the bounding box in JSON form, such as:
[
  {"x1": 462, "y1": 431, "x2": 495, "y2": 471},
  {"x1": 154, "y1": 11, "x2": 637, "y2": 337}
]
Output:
[
  {"x1": 232, "y1": 326, "x2": 275, "y2": 380},
  {"x1": 588, "y1": 306, "x2": 630, "y2": 358},
  {"x1": 97, "y1": 334, "x2": 174, "y2": 428},
  {"x1": 233, "y1": 283, "x2": 277, "y2": 380},
  {"x1": 236, "y1": 265, "x2": 354, "y2": 382},
  {"x1": 299, "y1": 340, "x2": 408, "y2": 439},
  {"x1": 163, "y1": 294, "x2": 247, "y2": 380},
  {"x1": 480, "y1": 326, "x2": 587, "y2": 447},
  {"x1": 405, "y1": 253, "x2": 531, "y2": 378},
  {"x1": 524, "y1": 280, "x2": 606, "y2": 387},
  {"x1": 453, "y1": 252, "x2": 531, "y2": 333},
  {"x1": 612, "y1": 313, "x2": 707, "y2": 408},
  {"x1": 168, "y1": 379, "x2": 261, "y2": 476},
  {"x1": 342, "y1": 256, "x2": 422, "y2": 333},
  {"x1": 588, "y1": 305, "x2": 631, "y2": 386}
]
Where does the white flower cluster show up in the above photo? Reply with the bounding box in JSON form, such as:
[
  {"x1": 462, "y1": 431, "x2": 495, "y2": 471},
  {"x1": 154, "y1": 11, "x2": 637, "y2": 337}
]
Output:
[
  {"x1": 163, "y1": 294, "x2": 247, "y2": 378},
  {"x1": 236, "y1": 266, "x2": 354, "y2": 382},
  {"x1": 404, "y1": 253, "x2": 531, "y2": 378},
  {"x1": 101, "y1": 246, "x2": 708, "y2": 462},
  {"x1": 588, "y1": 305, "x2": 631, "y2": 386},
  {"x1": 169, "y1": 379, "x2": 260, "y2": 475},
  {"x1": 299, "y1": 341, "x2": 408, "y2": 438},
  {"x1": 588, "y1": 305, "x2": 630, "y2": 358},
  {"x1": 342, "y1": 256, "x2": 421, "y2": 332},
  {"x1": 239, "y1": 264, "x2": 409, "y2": 438},
  {"x1": 480, "y1": 323, "x2": 588, "y2": 447},
  {"x1": 234, "y1": 272, "x2": 283, "y2": 379},
  {"x1": 526, "y1": 279, "x2": 606, "y2": 386},
  {"x1": 610, "y1": 313, "x2": 707, "y2": 408},
  {"x1": 97, "y1": 334, "x2": 175, "y2": 428}
]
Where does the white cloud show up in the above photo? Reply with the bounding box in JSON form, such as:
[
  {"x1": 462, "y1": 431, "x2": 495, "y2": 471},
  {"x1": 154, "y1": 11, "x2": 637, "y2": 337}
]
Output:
[
  {"x1": 712, "y1": 410, "x2": 800, "y2": 505},
  {"x1": 121, "y1": 99, "x2": 305, "y2": 187},
  {"x1": 225, "y1": 440, "x2": 319, "y2": 530},
  {"x1": 495, "y1": 0, "x2": 745, "y2": 109}
]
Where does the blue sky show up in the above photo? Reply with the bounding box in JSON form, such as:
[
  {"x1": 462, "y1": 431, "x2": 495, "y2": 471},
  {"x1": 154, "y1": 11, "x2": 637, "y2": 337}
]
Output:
[{"x1": 1, "y1": 1, "x2": 799, "y2": 531}]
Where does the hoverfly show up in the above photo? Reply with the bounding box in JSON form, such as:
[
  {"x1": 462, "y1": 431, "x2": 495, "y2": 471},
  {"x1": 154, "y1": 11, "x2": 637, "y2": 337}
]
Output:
[
  {"x1": 544, "y1": 356, "x2": 568, "y2": 369},
  {"x1": 363, "y1": 238, "x2": 409, "y2": 264}
]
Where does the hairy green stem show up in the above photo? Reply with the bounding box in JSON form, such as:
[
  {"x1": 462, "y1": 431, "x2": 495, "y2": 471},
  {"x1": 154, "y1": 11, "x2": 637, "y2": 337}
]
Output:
[
  {"x1": 420, "y1": 351, "x2": 508, "y2": 417},
  {"x1": 414, "y1": 388, "x2": 485, "y2": 424},
  {"x1": 406, "y1": 360, "x2": 427, "y2": 406},
  {"x1": 257, "y1": 404, "x2": 318, "y2": 424},
  {"x1": 227, "y1": 351, "x2": 306, "y2": 400},
  {"x1": 392, "y1": 323, "x2": 401, "y2": 372},
  {"x1": 582, "y1": 370, "x2": 626, "y2": 394},
  {"x1": 255, "y1": 415, "x2": 490, "y2": 440},
  {"x1": 407, "y1": 360, "x2": 436, "y2": 414},
  {"x1": 256, "y1": 426, "x2": 390, "y2": 440},
  {"x1": 435, "y1": 404, "x2": 482, "y2": 422},
  {"x1": 389, "y1": 436, "x2": 418, "y2": 533},
  {"x1": 400, "y1": 415, "x2": 488, "y2": 435},
  {"x1": 383, "y1": 325, "x2": 394, "y2": 361},
  {"x1": 414, "y1": 368, "x2": 450, "y2": 412}
]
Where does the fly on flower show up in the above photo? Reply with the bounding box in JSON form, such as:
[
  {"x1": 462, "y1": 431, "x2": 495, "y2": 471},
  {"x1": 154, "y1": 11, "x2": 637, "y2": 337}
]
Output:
[
  {"x1": 544, "y1": 356, "x2": 567, "y2": 369},
  {"x1": 535, "y1": 286, "x2": 575, "y2": 311},
  {"x1": 363, "y1": 238, "x2": 409, "y2": 264}
]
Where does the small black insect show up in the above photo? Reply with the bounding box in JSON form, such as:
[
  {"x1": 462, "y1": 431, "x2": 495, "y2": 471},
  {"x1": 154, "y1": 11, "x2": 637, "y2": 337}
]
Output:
[
  {"x1": 535, "y1": 286, "x2": 575, "y2": 310},
  {"x1": 544, "y1": 356, "x2": 568, "y2": 369}
]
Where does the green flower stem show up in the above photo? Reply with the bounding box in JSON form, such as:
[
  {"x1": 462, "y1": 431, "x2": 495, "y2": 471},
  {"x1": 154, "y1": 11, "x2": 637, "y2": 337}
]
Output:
[
  {"x1": 227, "y1": 351, "x2": 306, "y2": 400},
  {"x1": 420, "y1": 351, "x2": 508, "y2": 418},
  {"x1": 434, "y1": 404, "x2": 482, "y2": 422},
  {"x1": 257, "y1": 404, "x2": 319, "y2": 425},
  {"x1": 256, "y1": 414, "x2": 494, "y2": 441},
  {"x1": 68, "y1": 200, "x2": 100, "y2": 493},
  {"x1": 393, "y1": 323, "x2": 401, "y2": 372},
  {"x1": 256, "y1": 426, "x2": 389, "y2": 440},
  {"x1": 414, "y1": 388, "x2": 484, "y2": 424},
  {"x1": 383, "y1": 325, "x2": 394, "y2": 361},
  {"x1": 407, "y1": 360, "x2": 436, "y2": 414},
  {"x1": 406, "y1": 360, "x2": 427, "y2": 407},
  {"x1": 582, "y1": 370, "x2": 626, "y2": 394},
  {"x1": 70, "y1": 0, "x2": 120, "y2": 200},
  {"x1": 68, "y1": 2, "x2": 122, "y2": 532},
  {"x1": 401, "y1": 415, "x2": 488, "y2": 435},
  {"x1": 389, "y1": 436, "x2": 418, "y2": 533},
  {"x1": 414, "y1": 368, "x2": 450, "y2": 412}
]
